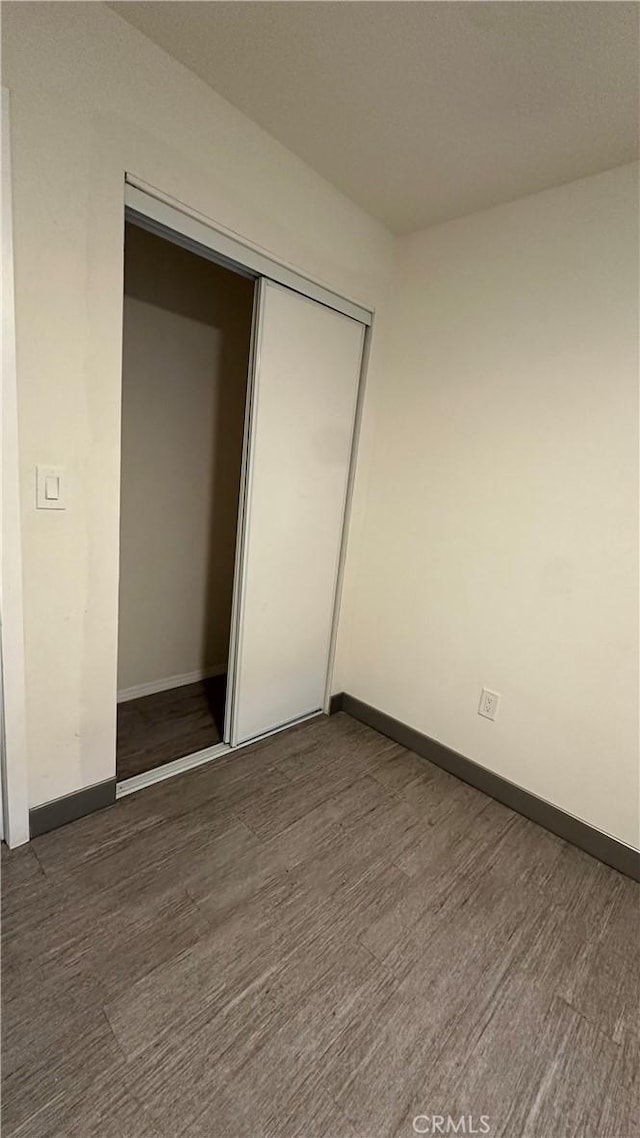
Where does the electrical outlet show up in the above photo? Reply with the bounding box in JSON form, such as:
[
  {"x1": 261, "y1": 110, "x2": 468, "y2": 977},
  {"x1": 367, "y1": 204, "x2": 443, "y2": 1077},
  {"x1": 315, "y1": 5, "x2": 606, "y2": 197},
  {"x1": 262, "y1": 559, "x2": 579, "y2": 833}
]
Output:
[{"x1": 478, "y1": 688, "x2": 500, "y2": 721}]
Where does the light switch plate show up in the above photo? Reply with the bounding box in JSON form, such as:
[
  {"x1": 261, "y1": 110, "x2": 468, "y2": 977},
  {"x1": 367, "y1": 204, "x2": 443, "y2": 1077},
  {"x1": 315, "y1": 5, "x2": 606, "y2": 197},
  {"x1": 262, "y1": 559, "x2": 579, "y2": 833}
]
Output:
[{"x1": 36, "y1": 465, "x2": 66, "y2": 510}]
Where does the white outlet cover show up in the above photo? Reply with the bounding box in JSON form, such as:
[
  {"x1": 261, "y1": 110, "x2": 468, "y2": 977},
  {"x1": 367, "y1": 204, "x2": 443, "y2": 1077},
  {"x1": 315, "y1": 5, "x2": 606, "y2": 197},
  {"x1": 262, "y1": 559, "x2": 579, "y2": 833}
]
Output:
[{"x1": 478, "y1": 688, "x2": 500, "y2": 721}]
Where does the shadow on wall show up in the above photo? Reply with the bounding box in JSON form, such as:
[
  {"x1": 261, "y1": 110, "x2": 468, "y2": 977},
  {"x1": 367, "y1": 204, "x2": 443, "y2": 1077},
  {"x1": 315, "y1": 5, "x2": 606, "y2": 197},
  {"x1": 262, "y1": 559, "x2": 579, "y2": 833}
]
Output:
[{"x1": 119, "y1": 223, "x2": 254, "y2": 691}]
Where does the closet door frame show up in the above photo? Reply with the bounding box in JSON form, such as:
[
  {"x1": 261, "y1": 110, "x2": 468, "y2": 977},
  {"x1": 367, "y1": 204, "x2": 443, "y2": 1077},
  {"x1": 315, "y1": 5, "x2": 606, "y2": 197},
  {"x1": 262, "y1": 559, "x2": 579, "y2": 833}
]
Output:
[
  {"x1": 122, "y1": 175, "x2": 374, "y2": 743},
  {"x1": 124, "y1": 177, "x2": 373, "y2": 327},
  {"x1": 223, "y1": 277, "x2": 264, "y2": 744}
]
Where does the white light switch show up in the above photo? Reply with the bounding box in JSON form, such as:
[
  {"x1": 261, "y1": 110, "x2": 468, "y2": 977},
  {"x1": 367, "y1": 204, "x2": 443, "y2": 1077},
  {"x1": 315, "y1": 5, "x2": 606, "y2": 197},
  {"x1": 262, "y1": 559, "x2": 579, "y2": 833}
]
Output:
[
  {"x1": 36, "y1": 465, "x2": 66, "y2": 510},
  {"x1": 45, "y1": 474, "x2": 59, "y2": 501}
]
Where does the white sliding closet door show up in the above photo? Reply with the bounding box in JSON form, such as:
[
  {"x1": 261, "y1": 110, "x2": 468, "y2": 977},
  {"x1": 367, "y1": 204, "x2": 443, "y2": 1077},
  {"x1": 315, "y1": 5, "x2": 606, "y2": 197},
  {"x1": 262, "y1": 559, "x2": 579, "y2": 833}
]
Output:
[{"x1": 230, "y1": 281, "x2": 365, "y2": 745}]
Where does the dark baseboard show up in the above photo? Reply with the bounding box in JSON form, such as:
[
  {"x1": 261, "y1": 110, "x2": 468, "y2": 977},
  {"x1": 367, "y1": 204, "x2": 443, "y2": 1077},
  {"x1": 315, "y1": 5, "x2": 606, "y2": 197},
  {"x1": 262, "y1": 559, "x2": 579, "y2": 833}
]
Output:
[
  {"x1": 29, "y1": 778, "x2": 117, "y2": 839},
  {"x1": 331, "y1": 692, "x2": 640, "y2": 882}
]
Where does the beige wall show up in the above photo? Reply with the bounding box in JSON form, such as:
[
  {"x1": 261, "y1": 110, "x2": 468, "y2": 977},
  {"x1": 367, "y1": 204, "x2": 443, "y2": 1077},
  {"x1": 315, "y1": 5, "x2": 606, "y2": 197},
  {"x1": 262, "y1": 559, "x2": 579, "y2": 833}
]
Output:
[
  {"x1": 340, "y1": 163, "x2": 640, "y2": 848},
  {"x1": 5, "y1": 3, "x2": 637, "y2": 849},
  {"x1": 118, "y1": 225, "x2": 252, "y2": 694},
  {"x1": 3, "y1": 2, "x2": 393, "y2": 807}
]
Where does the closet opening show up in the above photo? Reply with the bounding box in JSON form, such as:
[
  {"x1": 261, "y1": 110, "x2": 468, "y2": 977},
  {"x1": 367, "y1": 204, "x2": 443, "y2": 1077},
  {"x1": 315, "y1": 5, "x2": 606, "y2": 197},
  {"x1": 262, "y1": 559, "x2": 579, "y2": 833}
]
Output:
[{"x1": 116, "y1": 220, "x2": 255, "y2": 787}]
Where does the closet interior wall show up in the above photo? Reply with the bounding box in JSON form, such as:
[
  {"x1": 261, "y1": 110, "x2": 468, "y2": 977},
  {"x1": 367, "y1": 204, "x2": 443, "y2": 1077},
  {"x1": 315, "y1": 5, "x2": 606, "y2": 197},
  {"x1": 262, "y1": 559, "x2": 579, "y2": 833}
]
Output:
[{"x1": 117, "y1": 223, "x2": 253, "y2": 779}]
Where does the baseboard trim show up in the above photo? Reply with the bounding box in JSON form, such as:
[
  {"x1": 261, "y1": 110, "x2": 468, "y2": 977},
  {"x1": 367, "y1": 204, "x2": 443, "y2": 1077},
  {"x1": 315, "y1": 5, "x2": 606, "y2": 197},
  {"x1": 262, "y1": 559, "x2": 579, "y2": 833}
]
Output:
[
  {"x1": 29, "y1": 779, "x2": 116, "y2": 839},
  {"x1": 332, "y1": 693, "x2": 640, "y2": 882},
  {"x1": 117, "y1": 665, "x2": 225, "y2": 704}
]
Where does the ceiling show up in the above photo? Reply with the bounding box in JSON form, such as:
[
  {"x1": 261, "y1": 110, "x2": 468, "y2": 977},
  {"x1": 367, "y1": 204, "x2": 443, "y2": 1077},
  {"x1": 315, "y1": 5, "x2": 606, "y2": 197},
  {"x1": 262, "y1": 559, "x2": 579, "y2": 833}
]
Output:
[{"x1": 109, "y1": 2, "x2": 639, "y2": 235}]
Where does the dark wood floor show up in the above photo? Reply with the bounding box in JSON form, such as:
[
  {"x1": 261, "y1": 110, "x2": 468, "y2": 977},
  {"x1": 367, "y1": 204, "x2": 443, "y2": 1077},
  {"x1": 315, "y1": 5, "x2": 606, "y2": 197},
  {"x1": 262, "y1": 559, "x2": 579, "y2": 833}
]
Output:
[
  {"x1": 2, "y1": 712, "x2": 639, "y2": 1137},
  {"x1": 116, "y1": 676, "x2": 227, "y2": 781}
]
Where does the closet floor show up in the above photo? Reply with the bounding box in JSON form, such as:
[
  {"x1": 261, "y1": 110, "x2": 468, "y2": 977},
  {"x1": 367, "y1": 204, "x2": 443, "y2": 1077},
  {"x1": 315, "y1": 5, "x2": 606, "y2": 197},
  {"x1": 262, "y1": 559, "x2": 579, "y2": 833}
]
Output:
[{"x1": 116, "y1": 675, "x2": 226, "y2": 781}]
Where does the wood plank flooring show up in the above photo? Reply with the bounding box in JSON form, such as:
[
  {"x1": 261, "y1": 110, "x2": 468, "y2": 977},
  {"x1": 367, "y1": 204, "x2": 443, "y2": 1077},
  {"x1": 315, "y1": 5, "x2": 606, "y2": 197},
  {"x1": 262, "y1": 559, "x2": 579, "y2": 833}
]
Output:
[
  {"x1": 2, "y1": 712, "x2": 639, "y2": 1137},
  {"x1": 116, "y1": 676, "x2": 227, "y2": 781}
]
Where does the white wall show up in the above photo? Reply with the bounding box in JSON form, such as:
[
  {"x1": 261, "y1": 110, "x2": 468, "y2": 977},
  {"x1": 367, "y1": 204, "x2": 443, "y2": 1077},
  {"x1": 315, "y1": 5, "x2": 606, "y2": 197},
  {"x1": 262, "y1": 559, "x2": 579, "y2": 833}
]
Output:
[
  {"x1": 5, "y1": 3, "x2": 636, "y2": 849},
  {"x1": 340, "y1": 163, "x2": 639, "y2": 848},
  {"x1": 2, "y1": 2, "x2": 393, "y2": 807},
  {"x1": 118, "y1": 224, "x2": 253, "y2": 694}
]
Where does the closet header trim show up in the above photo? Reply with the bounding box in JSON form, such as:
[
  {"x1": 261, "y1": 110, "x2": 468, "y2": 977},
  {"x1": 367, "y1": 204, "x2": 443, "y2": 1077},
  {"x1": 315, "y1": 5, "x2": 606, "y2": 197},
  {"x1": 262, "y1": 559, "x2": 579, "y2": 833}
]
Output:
[{"x1": 124, "y1": 179, "x2": 373, "y2": 327}]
